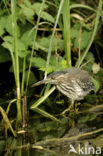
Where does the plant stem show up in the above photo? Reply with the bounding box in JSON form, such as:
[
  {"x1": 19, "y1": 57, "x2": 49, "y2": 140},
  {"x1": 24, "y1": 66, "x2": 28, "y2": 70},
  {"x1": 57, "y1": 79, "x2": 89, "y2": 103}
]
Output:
[
  {"x1": 21, "y1": 55, "x2": 26, "y2": 96},
  {"x1": 11, "y1": 0, "x2": 22, "y2": 123},
  {"x1": 25, "y1": 0, "x2": 46, "y2": 93},
  {"x1": 44, "y1": 0, "x2": 65, "y2": 79},
  {"x1": 62, "y1": 0, "x2": 71, "y2": 67},
  {"x1": 31, "y1": 86, "x2": 56, "y2": 109},
  {"x1": 76, "y1": 0, "x2": 102, "y2": 67}
]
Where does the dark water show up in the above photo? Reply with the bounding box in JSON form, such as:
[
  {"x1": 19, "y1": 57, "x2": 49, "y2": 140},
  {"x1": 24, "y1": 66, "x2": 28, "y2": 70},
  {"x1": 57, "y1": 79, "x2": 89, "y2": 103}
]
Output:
[{"x1": 0, "y1": 100, "x2": 103, "y2": 156}]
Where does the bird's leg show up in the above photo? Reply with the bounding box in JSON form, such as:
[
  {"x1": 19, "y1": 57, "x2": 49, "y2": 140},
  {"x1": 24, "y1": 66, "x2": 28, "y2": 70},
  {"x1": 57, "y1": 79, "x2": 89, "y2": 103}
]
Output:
[
  {"x1": 69, "y1": 99, "x2": 74, "y2": 110},
  {"x1": 61, "y1": 99, "x2": 74, "y2": 115},
  {"x1": 74, "y1": 102, "x2": 81, "y2": 113}
]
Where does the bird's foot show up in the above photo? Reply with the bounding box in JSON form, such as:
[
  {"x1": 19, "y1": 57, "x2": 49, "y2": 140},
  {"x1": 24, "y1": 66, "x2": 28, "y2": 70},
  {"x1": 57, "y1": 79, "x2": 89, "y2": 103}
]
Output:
[
  {"x1": 61, "y1": 103, "x2": 74, "y2": 115},
  {"x1": 74, "y1": 102, "x2": 80, "y2": 114},
  {"x1": 76, "y1": 102, "x2": 81, "y2": 107},
  {"x1": 61, "y1": 103, "x2": 80, "y2": 115}
]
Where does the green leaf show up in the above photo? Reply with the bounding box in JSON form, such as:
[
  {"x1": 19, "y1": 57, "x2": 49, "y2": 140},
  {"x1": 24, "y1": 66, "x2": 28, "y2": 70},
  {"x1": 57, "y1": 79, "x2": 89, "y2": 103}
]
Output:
[
  {"x1": 38, "y1": 37, "x2": 50, "y2": 52},
  {"x1": 17, "y1": 40, "x2": 28, "y2": 58},
  {"x1": 23, "y1": 0, "x2": 32, "y2": 8},
  {"x1": 0, "y1": 46, "x2": 11, "y2": 63},
  {"x1": 85, "y1": 52, "x2": 95, "y2": 63},
  {"x1": 32, "y1": 2, "x2": 48, "y2": 12},
  {"x1": 0, "y1": 16, "x2": 6, "y2": 36},
  {"x1": 31, "y1": 55, "x2": 68, "y2": 73},
  {"x1": 37, "y1": 36, "x2": 64, "y2": 52},
  {"x1": 81, "y1": 31, "x2": 93, "y2": 50},
  {"x1": 89, "y1": 114, "x2": 97, "y2": 121},
  {"x1": 78, "y1": 114, "x2": 97, "y2": 123},
  {"x1": 92, "y1": 77, "x2": 100, "y2": 93},
  {"x1": 32, "y1": 2, "x2": 54, "y2": 23},
  {"x1": 0, "y1": 28, "x2": 4, "y2": 36},
  {"x1": 74, "y1": 30, "x2": 93, "y2": 50},
  {"x1": 71, "y1": 29, "x2": 79, "y2": 38},
  {"x1": 24, "y1": 71, "x2": 37, "y2": 85},
  {"x1": 59, "y1": 57, "x2": 68, "y2": 69},
  {"x1": 31, "y1": 57, "x2": 46, "y2": 68},
  {"x1": 5, "y1": 15, "x2": 12, "y2": 35},
  {"x1": 21, "y1": 5, "x2": 34, "y2": 20},
  {"x1": 82, "y1": 52, "x2": 95, "y2": 72},
  {"x1": 39, "y1": 11, "x2": 55, "y2": 23},
  {"x1": 21, "y1": 29, "x2": 36, "y2": 47},
  {"x1": 5, "y1": 15, "x2": 20, "y2": 36},
  {"x1": 2, "y1": 36, "x2": 28, "y2": 58},
  {"x1": 2, "y1": 36, "x2": 14, "y2": 52},
  {"x1": 3, "y1": 35, "x2": 13, "y2": 41},
  {"x1": 50, "y1": 56, "x2": 68, "y2": 71},
  {"x1": 71, "y1": 23, "x2": 80, "y2": 38},
  {"x1": 30, "y1": 56, "x2": 53, "y2": 73},
  {"x1": 71, "y1": 22, "x2": 93, "y2": 50},
  {"x1": 78, "y1": 114, "x2": 90, "y2": 123}
]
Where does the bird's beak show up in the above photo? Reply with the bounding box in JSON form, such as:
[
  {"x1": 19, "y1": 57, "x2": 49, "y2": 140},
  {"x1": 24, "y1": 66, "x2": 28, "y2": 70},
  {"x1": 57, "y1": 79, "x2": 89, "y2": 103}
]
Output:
[{"x1": 32, "y1": 79, "x2": 57, "y2": 87}]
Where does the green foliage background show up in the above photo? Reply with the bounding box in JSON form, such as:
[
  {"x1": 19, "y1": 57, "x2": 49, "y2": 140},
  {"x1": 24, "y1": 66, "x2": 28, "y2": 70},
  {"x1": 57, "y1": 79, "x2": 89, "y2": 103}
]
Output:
[{"x1": 0, "y1": 0, "x2": 103, "y2": 155}]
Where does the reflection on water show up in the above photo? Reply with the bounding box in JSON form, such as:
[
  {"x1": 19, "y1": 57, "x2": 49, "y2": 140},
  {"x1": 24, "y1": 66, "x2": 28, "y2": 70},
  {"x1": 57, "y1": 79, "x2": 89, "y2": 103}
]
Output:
[{"x1": 0, "y1": 102, "x2": 103, "y2": 156}]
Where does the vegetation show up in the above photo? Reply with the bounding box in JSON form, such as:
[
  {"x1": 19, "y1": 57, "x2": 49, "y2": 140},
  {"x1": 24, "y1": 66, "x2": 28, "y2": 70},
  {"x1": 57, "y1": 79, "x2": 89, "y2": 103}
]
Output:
[{"x1": 0, "y1": 0, "x2": 103, "y2": 155}]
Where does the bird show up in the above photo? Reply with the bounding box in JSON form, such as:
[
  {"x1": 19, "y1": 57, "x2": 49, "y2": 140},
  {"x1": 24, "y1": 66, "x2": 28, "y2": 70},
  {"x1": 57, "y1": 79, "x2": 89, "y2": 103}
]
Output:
[{"x1": 33, "y1": 67, "x2": 94, "y2": 113}]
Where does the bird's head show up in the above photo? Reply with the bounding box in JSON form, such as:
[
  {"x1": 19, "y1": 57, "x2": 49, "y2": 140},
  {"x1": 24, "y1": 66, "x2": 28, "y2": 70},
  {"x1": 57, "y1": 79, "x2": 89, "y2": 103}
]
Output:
[
  {"x1": 32, "y1": 77, "x2": 57, "y2": 87},
  {"x1": 32, "y1": 70, "x2": 66, "y2": 87}
]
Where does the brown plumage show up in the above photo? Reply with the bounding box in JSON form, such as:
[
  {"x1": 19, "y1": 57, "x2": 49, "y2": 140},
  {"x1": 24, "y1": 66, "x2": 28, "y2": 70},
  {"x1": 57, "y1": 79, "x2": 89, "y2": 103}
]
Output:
[{"x1": 33, "y1": 67, "x2": 94, "y2": 101}]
